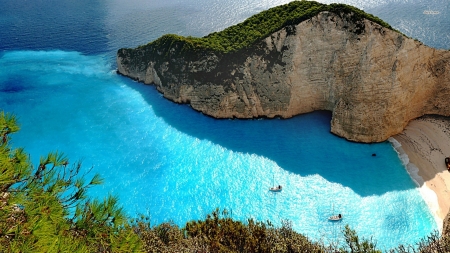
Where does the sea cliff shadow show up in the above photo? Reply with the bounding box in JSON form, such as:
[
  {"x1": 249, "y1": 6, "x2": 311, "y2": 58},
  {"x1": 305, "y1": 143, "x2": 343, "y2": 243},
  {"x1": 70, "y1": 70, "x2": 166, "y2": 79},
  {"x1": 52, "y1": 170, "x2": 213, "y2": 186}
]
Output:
[{"x1": 121, "y1": 77, "x2": 417, "y2": 197}]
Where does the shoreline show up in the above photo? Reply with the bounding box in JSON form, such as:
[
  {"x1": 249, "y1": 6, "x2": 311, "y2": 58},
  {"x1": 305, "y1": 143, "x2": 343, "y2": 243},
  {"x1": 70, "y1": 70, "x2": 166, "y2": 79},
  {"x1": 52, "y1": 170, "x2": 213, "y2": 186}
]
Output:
[{"x1": 390, "y1": 115, "x2": 450, "y2": 231}]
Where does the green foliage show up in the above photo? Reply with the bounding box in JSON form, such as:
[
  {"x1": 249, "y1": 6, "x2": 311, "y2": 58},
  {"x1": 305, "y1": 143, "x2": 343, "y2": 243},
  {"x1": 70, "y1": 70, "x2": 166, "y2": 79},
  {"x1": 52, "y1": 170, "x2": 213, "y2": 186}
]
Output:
[
  {"x1": 0, "y1": 111, "x2": 20, "y2": 142},
  {"x1": 132, "y1": 217, "x2": 209, "y2": 253},
  {"x1": 134, "y1": 208, "x2": 325, "y2": 252},
  {"x1": 388, "y1": 230, "x2": 450, "y2": 253},
  {"x1": 326, "y1": 3, "x2": 393, "y2": 31},
  {"x1": 339, "y1": 225, "x2": 381, "y2": 253},
  {"x1": 0, "y1": 111, "x2": 142, "y2": 252},
  {"x1": 135, "y1": 0, "x2": 399, "y2": 55}
]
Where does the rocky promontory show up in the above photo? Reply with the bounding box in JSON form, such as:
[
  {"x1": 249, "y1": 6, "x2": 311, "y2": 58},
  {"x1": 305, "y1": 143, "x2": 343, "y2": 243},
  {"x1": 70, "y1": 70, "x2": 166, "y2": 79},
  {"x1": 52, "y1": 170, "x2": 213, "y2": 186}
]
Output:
[{"x1": 117, "y1": 1, "x2": 450, "y2": 143}]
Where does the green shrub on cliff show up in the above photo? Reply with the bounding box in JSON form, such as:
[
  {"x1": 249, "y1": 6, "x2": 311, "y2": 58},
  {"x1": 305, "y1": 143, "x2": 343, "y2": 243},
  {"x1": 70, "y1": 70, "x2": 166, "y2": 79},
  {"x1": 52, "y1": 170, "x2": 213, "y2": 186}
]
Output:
[
  {"x1": 134, "y1": 209, "x2": 327, "y2": 252},
  {"x1": 133, "y1": 0, "x2": 397, "y2": 55}
]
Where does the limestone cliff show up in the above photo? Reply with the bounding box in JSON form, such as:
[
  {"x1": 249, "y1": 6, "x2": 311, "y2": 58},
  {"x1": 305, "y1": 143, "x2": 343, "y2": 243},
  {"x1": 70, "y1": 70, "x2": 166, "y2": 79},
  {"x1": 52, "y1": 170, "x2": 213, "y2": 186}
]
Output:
[{"x1": 117, "y1": 8, "x2": 450, "y2": 143}]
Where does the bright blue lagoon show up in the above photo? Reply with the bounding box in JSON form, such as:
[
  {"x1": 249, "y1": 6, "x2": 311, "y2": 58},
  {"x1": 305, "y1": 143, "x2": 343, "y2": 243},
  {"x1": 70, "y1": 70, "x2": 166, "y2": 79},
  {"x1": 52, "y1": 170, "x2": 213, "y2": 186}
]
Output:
[{"x1": 1, "y1": 0, "x2": 448, "y2": 249}]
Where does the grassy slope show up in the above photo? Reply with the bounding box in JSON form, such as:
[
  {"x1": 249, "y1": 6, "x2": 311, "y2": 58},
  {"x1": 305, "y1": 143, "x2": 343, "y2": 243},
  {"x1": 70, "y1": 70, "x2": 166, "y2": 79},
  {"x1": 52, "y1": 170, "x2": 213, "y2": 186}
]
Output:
[{"x1": 130, "y1": 0, "x2": 397, "y2": 56}]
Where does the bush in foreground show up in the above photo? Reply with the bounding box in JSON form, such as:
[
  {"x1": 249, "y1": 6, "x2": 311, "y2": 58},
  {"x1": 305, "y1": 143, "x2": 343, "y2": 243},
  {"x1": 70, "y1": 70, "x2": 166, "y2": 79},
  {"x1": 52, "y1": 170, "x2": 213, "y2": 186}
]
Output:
[{"x1": 0, "y1": 112, "x2": 141, "y2": 252}]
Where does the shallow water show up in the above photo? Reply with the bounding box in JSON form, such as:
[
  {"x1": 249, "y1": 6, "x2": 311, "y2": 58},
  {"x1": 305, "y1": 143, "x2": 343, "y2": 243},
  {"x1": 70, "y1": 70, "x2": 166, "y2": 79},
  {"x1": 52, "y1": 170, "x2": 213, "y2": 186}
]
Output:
[{"x1": 1, "y1": 0, "x2": 448, "y2": 249}]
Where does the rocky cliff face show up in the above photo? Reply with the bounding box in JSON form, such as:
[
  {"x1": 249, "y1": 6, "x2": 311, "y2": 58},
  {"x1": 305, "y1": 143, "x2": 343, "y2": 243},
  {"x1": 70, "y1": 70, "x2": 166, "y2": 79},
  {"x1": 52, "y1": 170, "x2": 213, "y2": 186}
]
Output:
[{"x1": 117, "y1": 11, "x2": 450, "y2": 142}]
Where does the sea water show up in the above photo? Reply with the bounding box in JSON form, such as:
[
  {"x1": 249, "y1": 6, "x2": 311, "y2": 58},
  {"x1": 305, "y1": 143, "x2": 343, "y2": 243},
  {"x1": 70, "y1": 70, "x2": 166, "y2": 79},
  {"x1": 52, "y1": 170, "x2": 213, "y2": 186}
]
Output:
[{"x1": 0, "y1": 0, "x2": 448, "y2": 250}]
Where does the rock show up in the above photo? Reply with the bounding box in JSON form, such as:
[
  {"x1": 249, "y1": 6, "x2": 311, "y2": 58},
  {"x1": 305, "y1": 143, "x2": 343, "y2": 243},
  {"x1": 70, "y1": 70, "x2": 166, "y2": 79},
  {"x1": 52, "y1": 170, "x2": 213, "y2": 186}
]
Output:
[
  {"x1": 443, "y1": 208, "x2": 450, "y2": 237},
  {"x1": 117, "y1": 11, "x2": 450, "y2": 143}
]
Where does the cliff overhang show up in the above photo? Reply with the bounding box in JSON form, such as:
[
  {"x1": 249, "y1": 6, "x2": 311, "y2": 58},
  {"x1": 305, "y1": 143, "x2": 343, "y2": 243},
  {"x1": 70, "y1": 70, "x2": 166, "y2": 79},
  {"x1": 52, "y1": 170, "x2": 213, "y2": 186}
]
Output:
[{"x1": 117, "y1": 1, "x2": 450, "y2": 143}]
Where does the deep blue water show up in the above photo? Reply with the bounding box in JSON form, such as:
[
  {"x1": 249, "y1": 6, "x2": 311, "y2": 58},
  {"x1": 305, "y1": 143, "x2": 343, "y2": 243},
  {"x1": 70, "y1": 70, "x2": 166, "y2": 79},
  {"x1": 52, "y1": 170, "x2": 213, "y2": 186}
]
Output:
[{"x1": 1, "y1": 0, "x2": 448, "y2": 250}]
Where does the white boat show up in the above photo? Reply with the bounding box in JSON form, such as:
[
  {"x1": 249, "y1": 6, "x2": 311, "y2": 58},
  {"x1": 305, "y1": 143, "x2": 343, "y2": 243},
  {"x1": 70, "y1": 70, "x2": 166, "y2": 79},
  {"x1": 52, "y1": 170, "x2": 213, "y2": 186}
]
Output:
[
  {"x1": 269, "y1": 185, "x2": 282, "y2": 192},
  {"x1": 269, "y1": 175, "x2": 282, "y2": 192},
  {"x1": 328, "y1": 213, "x2": 342, "y2": 221},
  {"x1": 328, "y1": 204, "x2": 342, "y2": 221}
]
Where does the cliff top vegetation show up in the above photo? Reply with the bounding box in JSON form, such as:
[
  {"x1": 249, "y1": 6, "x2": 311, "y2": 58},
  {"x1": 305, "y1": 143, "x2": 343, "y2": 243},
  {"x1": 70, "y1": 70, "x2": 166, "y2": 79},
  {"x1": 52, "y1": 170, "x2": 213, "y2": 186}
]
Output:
[{"x1": 129, "y1": 0, "x2": 398, "y2": 55}]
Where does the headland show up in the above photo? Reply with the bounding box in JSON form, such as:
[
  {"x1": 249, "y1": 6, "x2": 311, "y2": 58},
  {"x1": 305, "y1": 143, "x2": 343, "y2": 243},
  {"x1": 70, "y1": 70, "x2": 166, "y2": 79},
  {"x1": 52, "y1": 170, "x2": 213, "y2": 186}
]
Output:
[{"x1": 116, "y1": 1, "x2": 450, "y2": 143}]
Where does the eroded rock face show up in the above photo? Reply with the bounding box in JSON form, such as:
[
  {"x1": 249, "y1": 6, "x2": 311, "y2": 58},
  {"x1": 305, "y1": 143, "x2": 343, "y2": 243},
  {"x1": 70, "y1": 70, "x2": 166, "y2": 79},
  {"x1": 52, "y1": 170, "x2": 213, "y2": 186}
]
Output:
[
  {"x1": 443, "y1": 209, "x2": 450, "y2": 237},
  {"x1": 117, "y1": 11, "x2": 450, "y2": 142}
]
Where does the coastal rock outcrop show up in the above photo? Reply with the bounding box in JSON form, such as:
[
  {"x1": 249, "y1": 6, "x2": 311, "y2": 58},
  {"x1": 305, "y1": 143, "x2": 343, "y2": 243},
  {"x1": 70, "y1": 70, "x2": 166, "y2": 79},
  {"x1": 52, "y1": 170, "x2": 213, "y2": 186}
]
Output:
[
  {"x1": 117, "y1": 10, "x2": 450, "y2": 143},
  {"x1": 443, "y1": 209, "x2": 450, "y2": 237}
]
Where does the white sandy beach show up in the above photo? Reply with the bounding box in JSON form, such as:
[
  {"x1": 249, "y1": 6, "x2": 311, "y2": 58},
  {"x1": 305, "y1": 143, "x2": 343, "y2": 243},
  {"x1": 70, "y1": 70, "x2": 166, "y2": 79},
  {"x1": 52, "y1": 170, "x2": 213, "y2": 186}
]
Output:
[{"x1": 392, "y1": 115, "x2": 450, "y2": 230}]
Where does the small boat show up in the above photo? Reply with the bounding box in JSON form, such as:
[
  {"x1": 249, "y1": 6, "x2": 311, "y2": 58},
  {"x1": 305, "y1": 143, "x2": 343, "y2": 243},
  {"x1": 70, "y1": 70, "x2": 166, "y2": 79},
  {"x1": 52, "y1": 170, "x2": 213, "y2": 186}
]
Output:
[
  {"x1": 446, "y1": 157, "x2": 450, "y2": 171},
  {"x1": 269, "y1": 185, "x2": 282, "y2": 192},
  {"x1": 269, "y1": 175, "x2": 282, "y2": 192},
  {"x1": 328, "y1": 204, "x2": 342, "y2": 221},
  {"x1": 328, "y1": 213, "x2": 343, "y2": 221}
]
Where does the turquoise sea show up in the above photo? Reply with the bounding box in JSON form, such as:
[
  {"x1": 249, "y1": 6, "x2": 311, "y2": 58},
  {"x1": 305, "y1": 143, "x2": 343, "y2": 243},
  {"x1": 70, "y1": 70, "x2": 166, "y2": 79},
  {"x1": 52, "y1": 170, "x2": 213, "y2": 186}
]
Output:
[{"x1": 0, "y1": 0, "x2": 448, "y2": 250}]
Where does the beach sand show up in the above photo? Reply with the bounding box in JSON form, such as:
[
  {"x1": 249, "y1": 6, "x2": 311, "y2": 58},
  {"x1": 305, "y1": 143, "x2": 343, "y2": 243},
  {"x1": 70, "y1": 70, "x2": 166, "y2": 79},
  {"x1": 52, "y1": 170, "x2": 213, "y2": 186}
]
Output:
[{"x1": 391, "y1": 115, "x2": 450, "y2": 230}]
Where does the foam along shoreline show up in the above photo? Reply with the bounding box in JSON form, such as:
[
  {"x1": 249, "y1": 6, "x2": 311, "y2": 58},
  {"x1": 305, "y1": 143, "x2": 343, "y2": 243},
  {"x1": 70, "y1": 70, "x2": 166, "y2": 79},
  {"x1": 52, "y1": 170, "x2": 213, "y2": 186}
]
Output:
[
  {"x1": 390, "y1": 115, "x2": 450, "y2": 231},
  {"x1": 390, "y1": 137, "x2": 442, "y2": 231}
]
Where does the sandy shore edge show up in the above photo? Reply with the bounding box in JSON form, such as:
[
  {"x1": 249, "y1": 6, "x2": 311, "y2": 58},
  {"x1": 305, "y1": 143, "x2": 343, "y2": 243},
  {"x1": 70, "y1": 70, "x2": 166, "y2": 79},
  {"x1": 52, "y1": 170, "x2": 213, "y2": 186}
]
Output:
[
  {"x1": 389, "y1": 137, "x2": 443, "y2": 231},
  {"x1": 390, "y1": 115, "x2": 450, "y2": 231}
]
